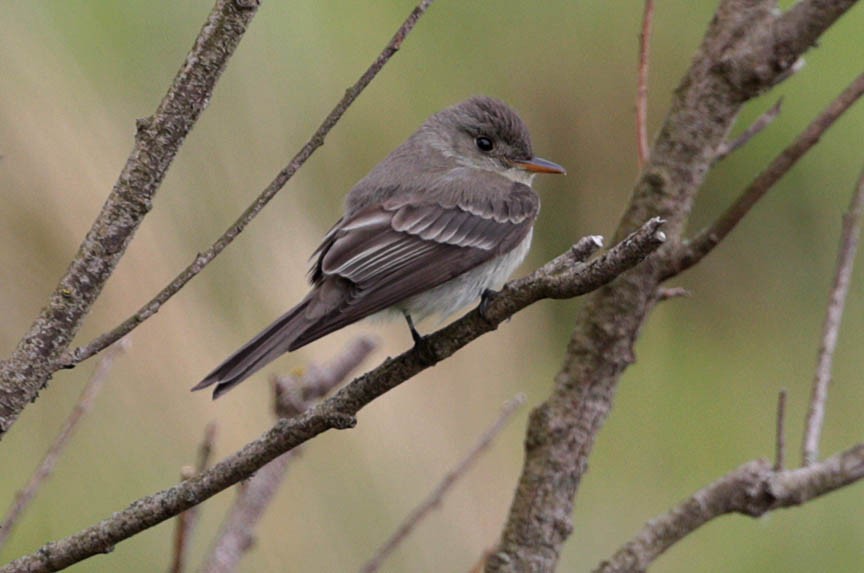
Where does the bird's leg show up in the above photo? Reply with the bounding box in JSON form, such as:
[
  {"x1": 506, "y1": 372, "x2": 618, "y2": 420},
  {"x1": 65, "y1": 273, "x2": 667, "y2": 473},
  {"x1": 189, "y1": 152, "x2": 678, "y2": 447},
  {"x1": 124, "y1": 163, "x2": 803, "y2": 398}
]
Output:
[
  {"x1": 403, "y1": 311, "x2": 424, "y2": 345},
  {"x1": 478, "y1": 288, "x2": 499, "y2": 319},
  {"x1": 403, "y1": 311, "x2": 440, "y2": 367}
]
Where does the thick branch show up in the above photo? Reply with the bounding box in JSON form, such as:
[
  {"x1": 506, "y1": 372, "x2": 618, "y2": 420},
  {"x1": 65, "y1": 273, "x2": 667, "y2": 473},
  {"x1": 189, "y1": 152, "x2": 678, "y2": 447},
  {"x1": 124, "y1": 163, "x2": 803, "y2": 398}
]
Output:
[
  {"x1": 60, "y1": 0, "x2": 438, "y2": 371},
  {"x1": 0, "y1": 0, "x2": 259, "y2": 438},
  {"x1": 0, "y1": 224, "x2": 663, "y2": 573},
  {"x1": 487, "y1": 2, "x2": 861, "y2": 571},
  {"x1": 595, "y1": 444, "x2": 864, "y2": 573}
]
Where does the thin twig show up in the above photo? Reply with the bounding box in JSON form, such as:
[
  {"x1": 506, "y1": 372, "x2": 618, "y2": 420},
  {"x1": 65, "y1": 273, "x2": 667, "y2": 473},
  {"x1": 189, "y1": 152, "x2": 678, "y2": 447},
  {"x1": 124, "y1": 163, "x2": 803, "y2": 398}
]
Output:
[
  {"x1": 636, "y1": 0, "x2": 655, "y2": 169},
  {"x1": 274, "y1": 337, "x2": 378, "y2": 419},
  {"x1": 359, "y1": 394, "x2": 527, "y2": 573},
  {"x1": 714, "y1": 98, "x2": 783, "y2": 163},
  {"x1": 775, "y1": 389, "x2": 787, "y2": 471},
  {"x1": 61, "y1": 0, "x2": 439, "y2": 370},
  {"x1": 594, "y1": 444, "x2": 864, "y2": 573},
  {"x1": 489, "y1": 6, "x2": 859, "y2": 568},
  {"x1": 198, "y1": 338, "x2": 376, "y2": 573},
  {"x1": 197, "y1": 422, "x2": 219, "y2": 473},
  {"x1": 655, "y1": 286, "x2": 691, "y2": 302},
  {"x1": 0, "y1": 337, "x2": 130, "y2": 551},
  {"x1": 0, "y1": 222, "x2": 665, "y2": 573},
  {"x1": 169, "y1": 422, "x2": 218, "y2": 573},
  {"x1": 0, "y1": 0, "x2": 259, "y2": 439},
  {"x1": 802, "y1": 166, "x2": 864, "y2": 466},
  {"x1": 169, "y1": 466, "x2": 197, "y2": 573},
  {"x1": 668, "y1": 71, "x2": 864, "y2": 278}
]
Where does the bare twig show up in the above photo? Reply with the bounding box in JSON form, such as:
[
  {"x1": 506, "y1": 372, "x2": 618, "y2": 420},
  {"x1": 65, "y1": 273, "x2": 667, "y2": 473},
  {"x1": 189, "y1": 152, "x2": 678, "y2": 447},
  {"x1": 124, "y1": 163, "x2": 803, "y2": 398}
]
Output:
[
  {"x1": 0, "y1": 0, "x2": 259, "y2": 439},
  {"x1": 169, "y1": 422, "x2": 217, "y2": 573},
  {"x1": 490, "y1": 3, "x2": 859, "y2": 570},
  {"x1": 802, "y1": 166, "x2": 864, "y2": 466},
  {"x1": 636, "y1": 0, "x2": 655, "y2": 169},
  {"x1": 654, "y1": 286, "x2": 690, "y2": 302},
  {"x1": 0, "y1": 338, "x2": 129, "y2": 550},
  {"x1": 359, "y1": 394, "x2": 527, "y2": 573},
  {"x1": 199, "y1": 338, "x2": 375, "y2": 573},
  {"x1": 594, "y1": 444, "x2": 864, "y2": 573},
  {"x1": 0, "y1": 223, "x2": 664, "y2": 573},
  {"x1": 61, "y1": 0, "x2": 438, "y2": 370},
  {"x1": 775, "y1": 389, "x2": 787, "y2": 471},
  {"x1": 669, "y1": 72, "x2": 864, "y2": 278},
  {"x1": 197, "y1": 422, "x2": 219, "y2": 473},
  {"x1": 714, "y1": 98, "x2": 783, "y2": 163},
  {"x1": 169, "y1": 466, "x2": 197, "y2": 573},
  {"x1": 274, "y1": 337, "x2": 378, "y2": 419}
]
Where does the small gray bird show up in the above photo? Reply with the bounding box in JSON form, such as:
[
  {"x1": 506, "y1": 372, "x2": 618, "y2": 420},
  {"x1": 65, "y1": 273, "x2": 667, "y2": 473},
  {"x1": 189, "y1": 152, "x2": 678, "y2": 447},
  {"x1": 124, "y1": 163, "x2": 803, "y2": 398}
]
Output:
[{"x1": 193, "y1": 96, "x2": 565, "y2": 398}]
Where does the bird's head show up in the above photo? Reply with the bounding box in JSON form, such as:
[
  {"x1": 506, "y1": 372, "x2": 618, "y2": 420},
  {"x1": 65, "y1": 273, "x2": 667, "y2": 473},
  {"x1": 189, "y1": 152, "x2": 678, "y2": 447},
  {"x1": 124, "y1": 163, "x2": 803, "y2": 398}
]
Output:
[{"x1": 424, "y1": 96, "x2": 566, "y2": 184}]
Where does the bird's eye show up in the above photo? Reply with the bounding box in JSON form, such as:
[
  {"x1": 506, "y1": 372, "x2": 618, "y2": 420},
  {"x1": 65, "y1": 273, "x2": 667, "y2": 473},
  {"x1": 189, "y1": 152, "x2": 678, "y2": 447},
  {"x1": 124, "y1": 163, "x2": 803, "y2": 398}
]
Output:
[{"x1": 475, "y1": 136, "x2": 494, "y2": 152}]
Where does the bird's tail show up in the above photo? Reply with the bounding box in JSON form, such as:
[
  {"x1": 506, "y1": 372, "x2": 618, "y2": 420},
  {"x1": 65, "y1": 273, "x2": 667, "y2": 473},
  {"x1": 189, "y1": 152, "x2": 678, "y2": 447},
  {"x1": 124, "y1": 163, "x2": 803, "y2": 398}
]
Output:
[{"x1": 191, "y1": 298, "x2": 314, "y2": 399}]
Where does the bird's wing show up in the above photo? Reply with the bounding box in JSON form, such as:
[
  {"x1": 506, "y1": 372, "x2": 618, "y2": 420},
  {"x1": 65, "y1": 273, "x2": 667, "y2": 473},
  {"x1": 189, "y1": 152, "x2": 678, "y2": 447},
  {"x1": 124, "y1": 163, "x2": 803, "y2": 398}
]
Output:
[{"x1": 293, "y1": 179, "x2": 538, "y2": 346}]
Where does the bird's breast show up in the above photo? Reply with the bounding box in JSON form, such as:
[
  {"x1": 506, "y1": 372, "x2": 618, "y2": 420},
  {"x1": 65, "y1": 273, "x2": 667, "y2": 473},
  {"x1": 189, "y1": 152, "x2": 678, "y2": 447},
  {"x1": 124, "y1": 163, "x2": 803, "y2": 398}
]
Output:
[{"x1": 394, "y1": 229, "x2": 533, "y2": 322}]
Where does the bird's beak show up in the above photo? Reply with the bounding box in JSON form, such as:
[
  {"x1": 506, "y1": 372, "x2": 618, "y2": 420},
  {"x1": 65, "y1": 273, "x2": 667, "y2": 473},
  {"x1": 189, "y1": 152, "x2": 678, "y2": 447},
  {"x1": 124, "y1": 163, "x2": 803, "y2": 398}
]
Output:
[{"x1": 513, "y1": 156, "x2": 567, "y2": 175}]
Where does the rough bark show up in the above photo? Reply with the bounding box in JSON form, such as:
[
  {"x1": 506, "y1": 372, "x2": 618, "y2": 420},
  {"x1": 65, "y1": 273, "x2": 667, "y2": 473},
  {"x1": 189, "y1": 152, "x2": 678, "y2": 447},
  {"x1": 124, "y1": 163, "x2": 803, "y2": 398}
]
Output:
[
  {"x1": 595, "y1": 444, "x2": 864, "y2": 573},
  {"x1": 0, "y1": 0, "x2": 260, "y2": 438},
  {"x1": 486, "y1": 1, "x2": 861, "y2": 571},
  {"x1": 0, "y1": 224, "x2": 664, "y2": 573}
]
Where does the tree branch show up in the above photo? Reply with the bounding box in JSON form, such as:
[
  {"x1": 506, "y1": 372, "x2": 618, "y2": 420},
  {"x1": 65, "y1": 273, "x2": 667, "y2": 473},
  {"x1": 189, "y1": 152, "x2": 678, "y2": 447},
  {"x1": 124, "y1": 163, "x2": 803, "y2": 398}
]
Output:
[
  {"x1": 0, "y1": 0, "x2": 260, "y2": 439},
  {"x1": 59, "y1": 0, "x2": 438, "y2": 370},
  {"x1": 593, "y1": 162, "x2": 864, "y2": 572},
  {"x1": 359, "y1": 394, "x2": 526, "y2": 573},
  {"x1": 0, "y1": 338, "x2": 129, "y2": 551},
  {"x1": 198, "y1": 337, "x2": 375, "y2": 573},
  {"x1": 0, "y1": 223, "x2": 663, "y2": 573},
  {"x1": 636, "y1": 0, "x2": 655, "y2": 169},
  {"x1": 775, "y1": 389, "x2": 787, "y2": 472},
  {"x1": 169, "y1": 422, "x2": 217, "y2": 573},
  {"x1": 594, "y1": 444, "x2": 864, "y2": 573},
  {"x1": 668, "y1": 71, "x2": 864, "y2": 278},
  {"x1": 802, "y1": 166, "x2": 864, "y2": 466},
  {"x1": 713, "y1": 98, "x2": 783, "y2": 163},
  {"x1": 487, "y1": 2, "x2": 861, "y2": 571}
]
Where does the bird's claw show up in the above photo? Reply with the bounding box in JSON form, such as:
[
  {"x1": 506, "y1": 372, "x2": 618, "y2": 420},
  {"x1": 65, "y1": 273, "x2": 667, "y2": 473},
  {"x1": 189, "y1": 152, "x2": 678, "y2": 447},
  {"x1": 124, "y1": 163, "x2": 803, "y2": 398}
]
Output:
[{"x1": 479, "y1": 288, "x2": 499, "y2": 319}]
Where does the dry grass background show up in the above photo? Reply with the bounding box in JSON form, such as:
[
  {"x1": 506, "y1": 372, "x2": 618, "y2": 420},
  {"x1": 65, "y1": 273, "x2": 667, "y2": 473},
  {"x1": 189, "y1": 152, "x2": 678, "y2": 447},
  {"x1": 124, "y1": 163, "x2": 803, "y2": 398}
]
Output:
[{"x1": 0, "y1": 2, "x2": 862, "y2": 572}]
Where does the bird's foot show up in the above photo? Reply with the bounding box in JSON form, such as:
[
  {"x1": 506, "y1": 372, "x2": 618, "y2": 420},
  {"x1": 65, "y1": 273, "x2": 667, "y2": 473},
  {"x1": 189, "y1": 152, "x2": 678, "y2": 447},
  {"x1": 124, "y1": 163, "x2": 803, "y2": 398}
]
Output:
[
  {"x1": 403, "y1": 312, "x2": 424, "y2": 345},
  {"x1": 479, "y1": 288, "x2": 499, "y2": 319},
  {"x1": 403, "y1": 312, "x2": 438, "y2": 366}
]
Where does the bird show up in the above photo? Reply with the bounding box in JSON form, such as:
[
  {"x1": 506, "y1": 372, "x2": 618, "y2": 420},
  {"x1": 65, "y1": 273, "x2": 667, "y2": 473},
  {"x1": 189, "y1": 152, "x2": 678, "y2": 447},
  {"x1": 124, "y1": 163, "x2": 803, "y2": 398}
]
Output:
[{"x1": 193, "y1": 96, "x2": 565, "y2": 398}]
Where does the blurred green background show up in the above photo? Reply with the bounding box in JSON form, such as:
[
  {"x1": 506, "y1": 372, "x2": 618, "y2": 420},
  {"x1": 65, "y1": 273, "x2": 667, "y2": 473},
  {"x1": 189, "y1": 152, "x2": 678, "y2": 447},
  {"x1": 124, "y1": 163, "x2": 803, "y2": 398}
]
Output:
[{"x1": 1, "y1": 1, "x2": 863, "y2": 572}]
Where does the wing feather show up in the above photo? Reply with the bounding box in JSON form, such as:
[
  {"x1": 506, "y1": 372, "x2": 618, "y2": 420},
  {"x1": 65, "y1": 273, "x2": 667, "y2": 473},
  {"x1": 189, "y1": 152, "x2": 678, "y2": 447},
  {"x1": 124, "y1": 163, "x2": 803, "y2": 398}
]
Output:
[{"x1": 296, "y1": 176, "x2": 539, "y2": 345}]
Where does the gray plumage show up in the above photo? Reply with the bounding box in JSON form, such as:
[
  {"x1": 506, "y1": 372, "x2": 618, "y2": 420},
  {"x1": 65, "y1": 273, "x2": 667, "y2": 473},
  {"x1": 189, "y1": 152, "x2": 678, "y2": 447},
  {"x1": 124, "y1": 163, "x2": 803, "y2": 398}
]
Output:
[{"x1": 193, "y1": 96, "x2": 564, "y2": 398}]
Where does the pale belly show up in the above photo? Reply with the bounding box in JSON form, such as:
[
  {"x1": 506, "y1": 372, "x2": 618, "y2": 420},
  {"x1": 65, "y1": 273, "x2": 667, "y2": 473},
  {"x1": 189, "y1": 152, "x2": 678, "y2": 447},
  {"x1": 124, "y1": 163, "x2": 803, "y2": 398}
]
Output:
[{"x1": 389, "y1": 229, "x2": 533, "y2": 323}]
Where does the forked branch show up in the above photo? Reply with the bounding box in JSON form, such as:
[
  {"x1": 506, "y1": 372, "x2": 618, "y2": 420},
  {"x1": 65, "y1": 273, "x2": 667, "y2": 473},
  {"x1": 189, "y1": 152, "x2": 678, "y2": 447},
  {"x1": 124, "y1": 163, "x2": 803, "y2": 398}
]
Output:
[
  {"x1": 0, "y1": 222, "x2": 664, "y2": 573},
  {"x1": 0, "y1": 0, "x2": 259, "y2": 439},
  {"x1": 669, "y1": 72, "x2": 864, "y2": 278},
  {"x1": 59, "y1": 0, "x2": 438, "y2": 370},
  {"x1": 595, "y1": 444, "x2": 864, "y2": 573}
]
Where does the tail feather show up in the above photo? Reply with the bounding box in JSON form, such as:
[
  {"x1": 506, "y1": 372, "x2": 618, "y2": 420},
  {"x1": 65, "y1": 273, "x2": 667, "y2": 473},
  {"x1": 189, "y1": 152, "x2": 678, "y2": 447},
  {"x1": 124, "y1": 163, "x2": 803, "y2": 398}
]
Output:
[
  {"x1": 192, "y1": 300, "x2": 312, "y2": 399},
  {"x1": 193, "y1": 278, "x2": 369, "y2": 398}
]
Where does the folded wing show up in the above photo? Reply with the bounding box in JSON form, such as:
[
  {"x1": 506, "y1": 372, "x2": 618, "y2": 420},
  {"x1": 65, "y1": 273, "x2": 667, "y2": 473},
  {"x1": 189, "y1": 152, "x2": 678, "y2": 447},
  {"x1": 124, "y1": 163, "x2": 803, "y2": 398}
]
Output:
[{"x1": 294, "y1": 180, "x2": 539, "y2": 347}]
